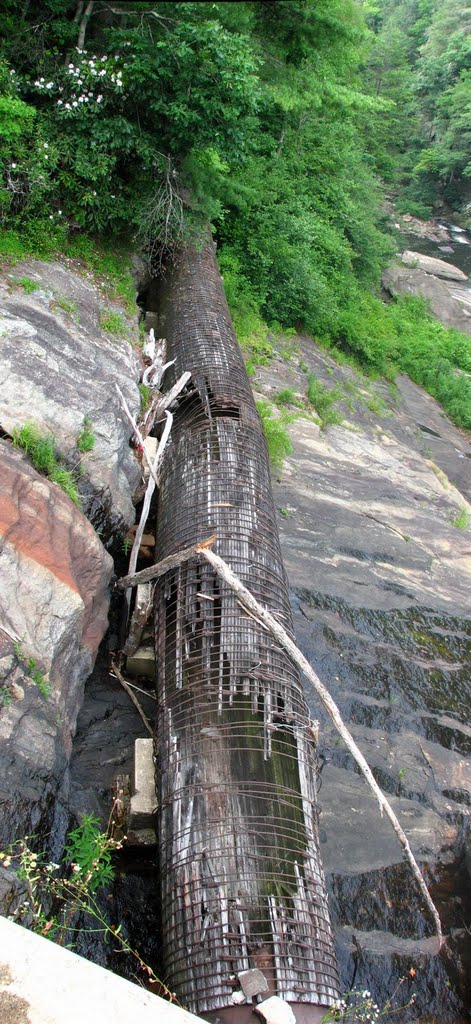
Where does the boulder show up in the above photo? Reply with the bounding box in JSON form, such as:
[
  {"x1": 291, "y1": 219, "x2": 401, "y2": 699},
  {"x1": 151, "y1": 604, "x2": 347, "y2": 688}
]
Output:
[
  {"x1": 382, "y1": 264, "x2": 471, "y2": 336},
  {"x1": 401, "y1": 249, "x2": 468, "y2": 281},
  {"x1": 0, "y1": 440, "x2": 113, "y2": 847},
  {"x1": 0, "y1": 259, "x2": 142, "y2": 544}
]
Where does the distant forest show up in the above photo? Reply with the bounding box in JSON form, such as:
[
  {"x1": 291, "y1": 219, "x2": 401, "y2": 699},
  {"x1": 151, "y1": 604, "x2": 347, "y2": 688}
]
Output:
[{"x1": 1, "y1": 1, "x2": 470, "y2": 427}]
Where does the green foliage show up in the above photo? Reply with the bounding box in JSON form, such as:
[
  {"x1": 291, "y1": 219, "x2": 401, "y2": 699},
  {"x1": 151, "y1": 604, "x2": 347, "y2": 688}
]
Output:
[
  {"x1": 0, "y1": 823, "x2": 174, "y2": 997},
  {"x1": 219, "y1": 250, "x2": 274, "y2": 371},
  {"x1": 363, "y1": 0, "x2": 471, "y2": 223},
  {"x1": 99, "y1": 309, "x2": 126, "y2": 337},
  {"x1": 307, "y1": 375, "x2": 343, "y2": 428},
  {"x1": 77, "y1": 416, "x2": 95, "y2": 453},
  {"x1": 138, "y1": 383, "x2": 152, "y2": 413},
  {"x1": 54, "y1": 295, "x2": 78, "y2": 318},
  {"x1": 17, "y1": 275, "x2": 39, "y2": 293},
  {"x1": 12, "y1": 640, "x2": 51, "y2": 699},
  {"x1": 256, "y1": 399, "x2": 293, "y2": 473},
  {"x1": 12, "y1": 423, "x2": 81, "y2": 506},
  {"x1": 64, "y1": 814, "x2": 114, "y2": 894},
  {"x1": 335, "y1": 291, "x2": 471, "y2": 429},
  {"x1": 274, "y1": 387, "x2": 298, "y2": 407},
  {"x1": 451, "y1": 507, "x2": 470, "y2": 531}
]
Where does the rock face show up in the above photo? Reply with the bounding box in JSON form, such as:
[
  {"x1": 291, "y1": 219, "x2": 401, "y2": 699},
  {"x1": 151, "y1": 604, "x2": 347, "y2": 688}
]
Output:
[
  {"x1": 0, "y1": 259, "x2": 141, "y2": 544},
  {"x1": 401, "y1": 250, "x2": 468, "y2": 281},
  {"x1": 0, "y1": 440, "x2": 113, "y2": 848},
  {"x1": 253, "y1": 339, "x2": 471, "y2": 1019},
  {"x1": 383, "y1": 263, "x2": 471, "y2": 336}
]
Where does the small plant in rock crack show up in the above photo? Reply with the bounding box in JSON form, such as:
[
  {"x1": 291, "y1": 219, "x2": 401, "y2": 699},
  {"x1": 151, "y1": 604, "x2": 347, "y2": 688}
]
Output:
[
  {"x1": 99, "y1": 309, "x2": 127, "y2": 337},
  {"x1": 54, "y1": 295, "x2": 79, "y2": 319},
  {"x1": 77, "y1": 416, "x2": 96, "y2": 453},
  {"x1": 321, "y1": 975, "x2": 417, "y2": 1022},
  {"x1": 12, "y1": 639, "x2": 51, "y2": 699},
  {"x1": 0, "y1": 814, "x2": 178, "y2": 1002},
  {"x1": 17, "y1": 275, "x2": 40, "y2": 294},
  {"x1": 451, "y1": 506, "x2": 470, "y2": 530},
  {"x1": 12, "y1": 423, "x2": 81, "y2": 507}
]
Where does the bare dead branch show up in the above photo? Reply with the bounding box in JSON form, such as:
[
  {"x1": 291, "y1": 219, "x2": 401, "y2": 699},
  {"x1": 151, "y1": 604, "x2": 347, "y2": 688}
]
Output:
[
  {"x1": 110, "y1": 661, "x2": 153, "y2": 737},
  {"x1": 115, "y1": 535, "x2": 217, "y2": 591},
  {"x1": 116, "y1": 538, "x2": 443, "y2": 945}
]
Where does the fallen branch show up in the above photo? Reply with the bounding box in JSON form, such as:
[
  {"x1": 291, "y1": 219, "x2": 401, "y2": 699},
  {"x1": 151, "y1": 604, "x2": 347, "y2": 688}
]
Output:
[
  {"x1": 115, "y1": 534, "x2": 216, "y2": 591},
  {"x1": 122, "y1": 410, "x2": 173, "y2": 637},
  {"x1": 142, "y1": 371, "x2": 191, "y2": 438},
  {"x1": 115, "y1": 384, "x2": 160, "y2": 491},
  {"x1": 110, "y1": 660, "x2": 153, "y2": 738},
  {"x1": 128, "y1": 410, "x2": 173, "y2": 582},
  {"x1": 116, "y1": 537, "x2": 442, "y2": 945}
]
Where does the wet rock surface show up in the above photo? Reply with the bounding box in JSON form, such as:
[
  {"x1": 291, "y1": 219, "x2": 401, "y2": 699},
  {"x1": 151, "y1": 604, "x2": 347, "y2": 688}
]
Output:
[
  {"x1": 400, "y1": 251, "x2": 468, "y2": 282},
  {"x1": 254, "y1": 337, "x2": 471, "y2": 1019},
  {"x1": 0, "y1": 259, "x2": 141, "y2": 543},
  {"x1": 0, "y1": 439, "x2": 113, "y2": 851}
]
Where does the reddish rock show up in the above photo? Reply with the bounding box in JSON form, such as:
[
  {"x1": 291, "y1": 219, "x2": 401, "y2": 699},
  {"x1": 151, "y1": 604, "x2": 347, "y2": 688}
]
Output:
[{"x1": 0, "y1": 440, "x2": 113, "y2": 845}]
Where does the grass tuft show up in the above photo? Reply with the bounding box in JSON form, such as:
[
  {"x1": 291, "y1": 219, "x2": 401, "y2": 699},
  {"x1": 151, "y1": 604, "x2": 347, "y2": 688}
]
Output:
[{"x1": 12, "y1": 423, "x2": 81, "y2": 507}]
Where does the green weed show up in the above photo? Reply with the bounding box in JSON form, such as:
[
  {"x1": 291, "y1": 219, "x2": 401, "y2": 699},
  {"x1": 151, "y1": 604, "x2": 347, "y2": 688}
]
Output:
[
  {"x1": 12, "y1": 423, "x2": 81, "y2": 507},
  {"x1": 138, "y1": 383, "x2": 152, "y2": 412},
  {"x1": 54, "y1": 295, "x2": 79, "y2": 319},
  {"x1": 451, "y1": 507, "x2": 470, "y2": 530},
  {"x1": 0, "y1": 823, "x2": 174, "y2": 998},
  {"x1": 366, "y1": 394, "x2": 389, "y2": 416},
  {"x1": 99, "y1": 309, "x2": 127, "y2": 337},
  {"x1": 256, "y1": 399, "x2": 293, "y2": 473},
  {"x1": 307, "y1": 375, "x2": 343, "y2": 429},
  {"x1": 12, "y1": 640, "x2": 51, "y2": 699},
  {"x1": 17, "y1": 275, "x2": 40, "y2": 294},
  {"x1": 77, "y1": 416, "x2": 95, "y2": 454},
  {"x1": 274, "y1": 387, "x2": 298, "y2": 407}
]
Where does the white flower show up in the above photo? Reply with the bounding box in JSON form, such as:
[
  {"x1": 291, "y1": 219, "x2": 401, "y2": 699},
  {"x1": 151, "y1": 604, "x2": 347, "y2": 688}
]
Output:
[
  {"x1": 43, "y1": 142, "x2": 48, "y2": 148},
  {"x1": 10, "y1": 69, "x2": 15, "y2": 75},
  {"x1": 49, "y1": 214, "x2": 53, "y2": 220},
  {"x1": 97, "y1": 95, "x2": 103, "y2": 103},
  {"x1": 44, "y1": 154, "x2": 48, "y2": 159},
  {"x1": 72, "y1": 100, "x2": 78, "y2": 107},
  {"x1": 78, "y1": 96, "x2": 84, "y2": 102},
  {"x1": 99, "y1": 68, "x2": 106, "y2": 76},
  {"x1": 68, "y1": 63, "x2": 74, "y2": 69},
  {"x1": 46, "y1": 82, "x2": 53, "y2": 89},
  {"x1": 65, "y1": 102, "x2": 71, "y2": 110},
  {"x1": 57, "y1": 100, "x2": 63, "y2": 106},
  {"x1": 11, "y1": 162, "x2": 17, "y2": 169},
  {"x1": 58, "y1": 210, "x2": 62, "y2": 215}
]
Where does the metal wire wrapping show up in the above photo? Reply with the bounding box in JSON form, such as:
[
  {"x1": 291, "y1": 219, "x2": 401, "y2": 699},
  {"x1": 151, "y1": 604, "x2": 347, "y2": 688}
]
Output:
[{"x1": 149, "y1": 241, "x2": 340, "y2": 1015}]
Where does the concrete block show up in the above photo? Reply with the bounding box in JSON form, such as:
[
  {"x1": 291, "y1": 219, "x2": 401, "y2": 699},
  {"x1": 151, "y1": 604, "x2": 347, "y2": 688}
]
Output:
[
  {"x1": 0, "y1": 915, "x2": 206, "y2": 1024},
  {"x1": 130, "y1": 737, "x2": 156, "y2": 830},
  {"x1": 255, "y1": 997, "x2": 297, "y2": 1024},
  {"x1": 145, "y1": 311, "x2": 159, "y2": 332},
  {"x1": 126, "y1": 646, "x2": 155, "y2": 679},
  {"x1": 238, "y1": 968, "x2": 269, "y2": 998}
]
